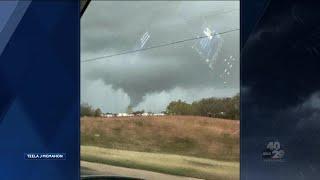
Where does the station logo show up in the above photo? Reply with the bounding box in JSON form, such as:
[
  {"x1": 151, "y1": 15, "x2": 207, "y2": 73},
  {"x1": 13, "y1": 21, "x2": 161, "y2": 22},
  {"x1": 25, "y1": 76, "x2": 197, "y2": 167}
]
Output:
[{"x1": 262, "y1": 141, "x2": 285, "y2": 162}]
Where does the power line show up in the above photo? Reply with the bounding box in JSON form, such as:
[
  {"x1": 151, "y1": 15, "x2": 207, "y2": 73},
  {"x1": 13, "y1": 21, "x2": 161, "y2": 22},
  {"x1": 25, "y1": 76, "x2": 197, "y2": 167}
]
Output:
[
  {"x1": 180, "y1": 9, "x2": 239, "y2": 23},
  {"x1": 82, "y1": 28, "x2": 239, "y2": 63}
]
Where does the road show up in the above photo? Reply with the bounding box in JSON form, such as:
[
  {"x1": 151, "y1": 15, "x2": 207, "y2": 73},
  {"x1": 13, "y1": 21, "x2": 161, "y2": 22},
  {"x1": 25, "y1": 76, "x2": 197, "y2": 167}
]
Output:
[{"x1": 81, "y1": 161, "x2": 202, "y2": 180}]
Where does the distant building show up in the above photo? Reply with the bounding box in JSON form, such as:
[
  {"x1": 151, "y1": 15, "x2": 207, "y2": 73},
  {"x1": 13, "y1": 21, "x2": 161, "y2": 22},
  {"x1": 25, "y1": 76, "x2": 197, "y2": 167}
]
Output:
[
  {"x1": 116, "y1": 113, "x2": 135, "y2": 117},
  {"x1": 117, "y1": 113, "x2": 126, "y2": 117},
  {"x1": 101, "y1": 113, "x2": 115, "y2": 118},
  {"x1": 142, "y1": 112, "x2": 149, "y2": 116},
  {"x1": 101, "y1": 112, "x2": 166, "y2": 118},
  {"x1": 154, "y1": 113, "x2": 165, "y2": 116},
  {"x1": 106, "y1": 114, "x2": 114, "y2": 118}
]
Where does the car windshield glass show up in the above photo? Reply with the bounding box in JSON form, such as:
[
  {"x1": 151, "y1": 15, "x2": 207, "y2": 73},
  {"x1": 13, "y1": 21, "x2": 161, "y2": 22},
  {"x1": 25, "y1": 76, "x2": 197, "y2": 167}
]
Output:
[
  {"x1": 81, "y1": 1, "x2": 239, "y2": 112},
  {"x1": 81, "y1": 1, "x2": 240, "y2": 180}
]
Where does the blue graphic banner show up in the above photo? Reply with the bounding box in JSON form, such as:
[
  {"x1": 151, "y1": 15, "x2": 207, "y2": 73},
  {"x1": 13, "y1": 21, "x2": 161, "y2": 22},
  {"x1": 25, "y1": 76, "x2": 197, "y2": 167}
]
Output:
[{"x1": 0, "y1": 1, "x2": 79, "y2": 180}]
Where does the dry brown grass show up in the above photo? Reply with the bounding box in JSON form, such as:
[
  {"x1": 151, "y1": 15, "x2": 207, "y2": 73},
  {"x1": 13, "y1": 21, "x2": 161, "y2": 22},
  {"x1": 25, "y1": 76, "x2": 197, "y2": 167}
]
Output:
[
  {"x1": 81, "y1": 115, "x2": 239, "y2": 161},
  {"x1": 81, "y1": 146, "x2": 239, "y2": 180}
]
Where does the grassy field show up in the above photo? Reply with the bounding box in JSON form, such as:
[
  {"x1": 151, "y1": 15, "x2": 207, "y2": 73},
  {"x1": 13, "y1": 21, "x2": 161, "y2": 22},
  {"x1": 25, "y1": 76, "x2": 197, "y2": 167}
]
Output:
[
  {"x1": 81, "y1": 116, "x2": 239, "y2": 161},
  {"x1": 82, "y1": 146, "x2": 239, "y2": 180},
  {"x1": 81, "y1": 115, "x2": 239, "y2": 179}
]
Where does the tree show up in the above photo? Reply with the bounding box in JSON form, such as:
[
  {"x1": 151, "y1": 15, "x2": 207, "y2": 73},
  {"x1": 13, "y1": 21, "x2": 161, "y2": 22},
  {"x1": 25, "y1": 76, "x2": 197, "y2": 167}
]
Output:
[
  {"x1": 81, "y1": 103, "x2": 94, "y2": 117},
  {"x1": 165, "y1": 94, "x2": 240, "y2": 120},
  {"x1": 81, "y1": 103, "x2": 103, "y2": 117},
  {"x1": 166, "y1": 100, "x2": 193, "y2": 115},
  {"x1": 94, "y1": 108, "x2": 102, "y2": 117}
]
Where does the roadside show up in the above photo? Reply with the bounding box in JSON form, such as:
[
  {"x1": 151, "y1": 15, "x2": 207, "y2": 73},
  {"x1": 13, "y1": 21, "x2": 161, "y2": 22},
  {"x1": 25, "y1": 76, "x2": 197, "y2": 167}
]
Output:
[
  {"x1": 81, "y1": 146, "x2": 239, "y2": 180},
  {"x1": 81, "y1": 161, "x2": 202, "y2": 180}
]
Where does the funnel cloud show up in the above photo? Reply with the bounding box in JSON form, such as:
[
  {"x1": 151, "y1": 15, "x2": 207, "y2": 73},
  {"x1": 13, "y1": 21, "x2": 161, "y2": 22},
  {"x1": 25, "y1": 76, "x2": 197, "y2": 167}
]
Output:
[{"x1": 81, "y1": 1, "x2": 239, "y2": 112}]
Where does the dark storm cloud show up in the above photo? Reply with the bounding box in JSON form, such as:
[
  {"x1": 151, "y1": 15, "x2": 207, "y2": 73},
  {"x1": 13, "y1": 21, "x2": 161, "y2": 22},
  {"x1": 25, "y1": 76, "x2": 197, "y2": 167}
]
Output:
[
  {"x1": 241, "y1": 1, "x2": 320, "y2": 136},
  {"x1": 295, "y1": 92, "x2": 320, "y2": 130},
  {"x1": 241, "y1": 1, "x2": 320, "y2": 179},
  {"x1": 81, "y1": 1, "x2": 239, "y2": 54},
  {"x1": 241, "y1": 0, "x2": 320, "y2": 139},
  {"x1": 81, "y1": 1, "x2": 239, "y2": 107},
  {"x1": 81, "y1": 1, "x2": 239, "y2": 53},
  {"x1": 84, "y1": 49, "x2": 225, "y2": 106},
  {"x1": 242, "y1": 1, "x2": 320, "y2": 111},
  {"x1": 81, "y1": 1, "x2": 188, "y2": 53}
]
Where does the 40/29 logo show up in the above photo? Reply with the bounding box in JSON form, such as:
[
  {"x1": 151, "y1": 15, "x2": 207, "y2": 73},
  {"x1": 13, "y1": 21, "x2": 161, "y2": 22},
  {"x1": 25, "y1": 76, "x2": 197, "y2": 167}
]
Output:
[{"x1": 262, "y1": 141, "x2": 285, "y2": 161}]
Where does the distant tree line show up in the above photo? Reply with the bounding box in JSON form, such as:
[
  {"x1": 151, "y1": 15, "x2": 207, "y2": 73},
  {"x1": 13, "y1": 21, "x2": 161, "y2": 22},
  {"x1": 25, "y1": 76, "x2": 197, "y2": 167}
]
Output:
[
  {"x1": 81, "y1": 93, "x2": 239, "y2": 120},
  {"x1": 80, "y1": 103, "x2": 102, "y2": 117},
  {"x1": 166, "y1": 93, "x2": 239, "y2": 120}
]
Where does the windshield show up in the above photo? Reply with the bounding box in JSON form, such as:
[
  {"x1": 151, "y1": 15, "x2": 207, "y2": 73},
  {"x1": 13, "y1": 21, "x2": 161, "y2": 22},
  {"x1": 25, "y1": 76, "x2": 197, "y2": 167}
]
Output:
[
  {"x1": 81, "y1": 1, "x2": 239, "y2": 113},
  {"x1": 81, "y1": 1, "x2": 239, "y2": 180}
]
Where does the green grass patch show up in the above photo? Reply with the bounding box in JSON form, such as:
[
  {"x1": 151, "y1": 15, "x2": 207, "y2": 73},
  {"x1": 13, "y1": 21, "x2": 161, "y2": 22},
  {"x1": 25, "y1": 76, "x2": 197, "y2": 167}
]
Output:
[{"x1": 81, "y1": 146, "x2": 239, "y2": 180}]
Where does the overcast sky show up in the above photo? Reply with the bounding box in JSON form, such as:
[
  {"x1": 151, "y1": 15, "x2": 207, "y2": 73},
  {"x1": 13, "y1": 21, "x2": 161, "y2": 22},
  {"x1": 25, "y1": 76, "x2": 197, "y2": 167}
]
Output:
[{"x1": 81, "y1": 1, "x2": 239, "y2": 113}]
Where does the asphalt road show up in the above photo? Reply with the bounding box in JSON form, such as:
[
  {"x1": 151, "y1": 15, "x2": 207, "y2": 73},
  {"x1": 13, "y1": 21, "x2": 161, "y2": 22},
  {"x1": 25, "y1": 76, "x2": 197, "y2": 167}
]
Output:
[{"x1": 81, "y1": 161, "x2": 202, "y2": 180}]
